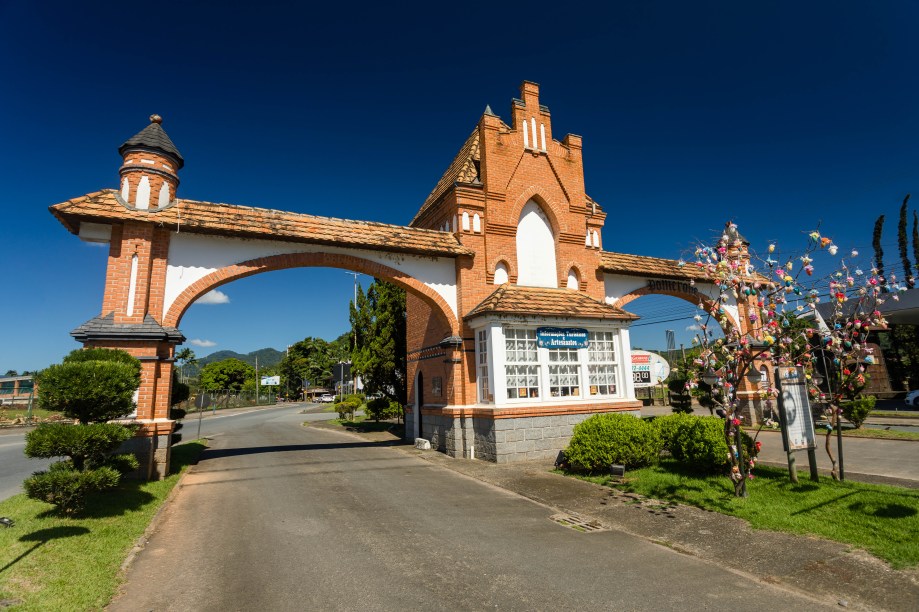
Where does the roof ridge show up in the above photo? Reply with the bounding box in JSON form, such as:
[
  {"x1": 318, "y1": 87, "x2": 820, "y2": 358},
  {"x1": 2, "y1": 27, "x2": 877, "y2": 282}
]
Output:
[{"x1": 411, "y1": 127, "x2": 481, "y2": 225}]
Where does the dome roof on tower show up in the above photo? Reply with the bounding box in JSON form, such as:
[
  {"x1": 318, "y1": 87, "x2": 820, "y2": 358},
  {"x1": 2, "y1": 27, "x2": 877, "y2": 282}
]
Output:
[{"x1": 118, "y1": 114, "x2": 184, "y2": 169}]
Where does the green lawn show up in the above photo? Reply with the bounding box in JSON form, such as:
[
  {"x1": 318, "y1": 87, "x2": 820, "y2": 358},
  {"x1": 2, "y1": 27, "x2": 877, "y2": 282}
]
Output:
[
  {"x1": 0, "y1": 441, "x2": 206, "y2": 610},
  {"x1": 0, "y1": 408, "x2": 65, "y2": 423},
  {"x1": 571, "y1": 460, "x2": 919, "y2": 569}
]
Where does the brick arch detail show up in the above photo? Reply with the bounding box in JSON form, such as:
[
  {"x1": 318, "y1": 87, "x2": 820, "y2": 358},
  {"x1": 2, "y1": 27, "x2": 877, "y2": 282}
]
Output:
[
  {"x1": 164, "y1": 252, "x2": 459, "y2": 335},
  {"x1": 487, "y1": 255, "x2": 517, "y2": 280},
  {"x1": 560, "y1": 261, "x2": 587, "y2": 291},
  {"x1": 510, "y1": 185, "x2": 565, "y2": 237},
  {"x1": 613, "y1": 287, "x2": 743, "y2": 334}
]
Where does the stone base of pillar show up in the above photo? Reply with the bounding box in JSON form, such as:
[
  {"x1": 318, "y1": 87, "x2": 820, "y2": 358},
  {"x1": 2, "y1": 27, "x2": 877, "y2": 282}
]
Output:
[
  {"x1": 407, "y1": 402, "x2": 643, "y2": 463},
  {"x1": 119, "y1": 419, "x2": 175, "y2": 481}
]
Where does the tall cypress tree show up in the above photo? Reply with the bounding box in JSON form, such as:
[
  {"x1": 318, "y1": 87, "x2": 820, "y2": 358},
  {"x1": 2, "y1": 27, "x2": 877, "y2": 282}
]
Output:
[
  {"x1": 913, "y1": 211, "x2": 919, "y2": 284},
  {"x1": 873, "y1": 214, "x2": 886, "y2": 287},
  {"x1": 898, "y1": 195, "x2": 913, "y2": 287},
  {"x1": 350, "y1": 279, "x2": 407, "y2": 404}
]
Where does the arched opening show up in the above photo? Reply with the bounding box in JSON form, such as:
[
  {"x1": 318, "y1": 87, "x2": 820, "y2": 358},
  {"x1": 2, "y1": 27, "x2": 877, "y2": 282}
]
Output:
[
  {"x1": 615, "y1": 292, "x2": 732, "y2": 405},
  {"x1": 566, "y1": 267, "x2": 580, "y2": 290},
  {"x1": 515, "y1": 200, "x2": 556, "y2": 288},
  {"x1": 415, "y1": 370, "x2": 424, "y2": 440},
  {"x1": 494, "y1": 262, "x2": 509, "y2": 285},
  {"x1": 165, "y1": 251, "x2": 457, "y2": 337}
]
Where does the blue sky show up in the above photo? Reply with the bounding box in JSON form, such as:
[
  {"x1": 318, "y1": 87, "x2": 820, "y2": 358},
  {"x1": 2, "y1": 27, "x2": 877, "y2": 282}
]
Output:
[{"x1": 2, "y1": 1, "x2": 918, "y2": 372}]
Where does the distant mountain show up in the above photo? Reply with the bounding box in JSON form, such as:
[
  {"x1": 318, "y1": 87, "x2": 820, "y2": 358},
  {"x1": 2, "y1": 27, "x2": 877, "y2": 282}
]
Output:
[{"x1": 186, "y1": 348, "x2": 284, "y2": 374}]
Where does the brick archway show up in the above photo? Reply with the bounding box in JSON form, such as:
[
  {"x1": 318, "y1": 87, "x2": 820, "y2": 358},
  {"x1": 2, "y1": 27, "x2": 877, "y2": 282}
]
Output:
[
  {"x1": 613, "y1": 287, "x2": 743, "y2": 335},
  {"x1": 164, "y1": 251, "x2": 459, "y2": 335}
]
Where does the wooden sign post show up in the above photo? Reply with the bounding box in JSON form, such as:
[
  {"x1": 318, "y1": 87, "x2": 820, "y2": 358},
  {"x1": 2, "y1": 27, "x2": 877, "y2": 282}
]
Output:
[{"x1": 774, "y1": 366, "x2": 819, "y2": 483}]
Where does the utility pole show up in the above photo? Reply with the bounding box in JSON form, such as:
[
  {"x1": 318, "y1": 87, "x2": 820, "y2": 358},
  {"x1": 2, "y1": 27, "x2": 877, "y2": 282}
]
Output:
[
  {"x1": 255, "y1": 355, "x2": 259, "y2": 406},
  {"x1": 345, "y1": 271, "x2": 361, "y2": 395}
]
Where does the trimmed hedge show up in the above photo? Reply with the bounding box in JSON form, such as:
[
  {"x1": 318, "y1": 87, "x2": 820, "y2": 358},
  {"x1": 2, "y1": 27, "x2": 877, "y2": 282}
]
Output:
[
  {"x1": 652, "y1": 412, "x2": 696, "y2": 451},
  {"x1": 23, "y1": 463, "x2": 121, "y2": 515},
  {"x1": 365, "y1": 397, "x2": 403, "y2": 421},
  {"x1": 667, "y1": 416, "x2": 754, "y2": 473},
  {"x1": 565, "y1": 413, "x2": 662, "y2": 472},
  {"x1": 842, "y1": 396, "x2": 875, "y2": 429}
]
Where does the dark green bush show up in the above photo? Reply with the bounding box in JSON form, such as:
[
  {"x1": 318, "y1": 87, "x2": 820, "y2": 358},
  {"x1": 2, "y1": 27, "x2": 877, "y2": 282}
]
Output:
[
  {"x1": 651, "y1": 413, "x2": 696, "y2": 451},
  {"x1": 23, "y1": 464, "x2": 121, "y2": 515},
  {"x1": 565, "y1": 413, "x2": 662, "y2": 471},
  {"x1": 37, "y1": 360, "x2": 140, "y2": 423},
  {"x1": 841, "y1": 396, "x2": 875, "y2": 429},
  {"x1": 25, "y1": 423, "x2": 134, "y2": 471},
  {"x1": 335, "y1": 395, "x2": 362, "y2": 420},
  {"x1": 669, "y1": 416, "x2": 754, "y2": 473},
  {"x1": 365, "y1": 397, "x2": 402, "y2": 421}
]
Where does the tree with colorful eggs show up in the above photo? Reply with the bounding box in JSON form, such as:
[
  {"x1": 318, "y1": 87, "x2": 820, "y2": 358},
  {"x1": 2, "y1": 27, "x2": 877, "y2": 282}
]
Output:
[{"x1": 680, "y1": 222, "x2": 888, "y2": 496}]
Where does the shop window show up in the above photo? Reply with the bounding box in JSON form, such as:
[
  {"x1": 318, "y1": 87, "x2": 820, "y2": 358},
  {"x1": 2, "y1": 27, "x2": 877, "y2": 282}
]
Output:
[
  {"x1": 588, "y1": 331, "x2": 618, "y2": 396},
  {"x1": 505, "y1": 328, "x2": 540, "y2": 399},
  {"x1": 549, "y1": 347, "x2": 580, "y2": 397}
]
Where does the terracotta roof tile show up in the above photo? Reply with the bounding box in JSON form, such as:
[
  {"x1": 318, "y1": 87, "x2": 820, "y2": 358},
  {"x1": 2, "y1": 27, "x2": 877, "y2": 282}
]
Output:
[
  {"x1": 411, "y1": 129, "x2": 480, "y2": 225},
  {"x1": 50, "y1": 190, "x2": 473, "y2": 258},
  {"x1": 599, "y1": 251, "x2": 710, "y2": 280},
  {"x1": 465, "y1": 285, "x2": 638, "y2": 321}
]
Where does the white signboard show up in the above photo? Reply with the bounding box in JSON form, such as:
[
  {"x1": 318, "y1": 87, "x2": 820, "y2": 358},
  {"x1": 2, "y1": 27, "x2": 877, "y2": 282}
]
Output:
[
  {"x1": 260, "y1": 375, "x2": 280, "y2": 386},
  {"x1": 630, "y1": 350, "x2": 671, "y2": 388},
  {"x1": 775, "y1": 366, "x2": 817, "y2": 451}
]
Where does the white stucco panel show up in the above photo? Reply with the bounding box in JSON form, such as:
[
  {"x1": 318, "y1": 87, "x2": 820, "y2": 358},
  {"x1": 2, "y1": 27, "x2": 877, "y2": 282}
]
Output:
[
  {"x1": 164, "y1": 233, "x2": 457, "y2": 318},
  {"x1": 603, "y1": 273, "x2": 740, "y2": 327}
]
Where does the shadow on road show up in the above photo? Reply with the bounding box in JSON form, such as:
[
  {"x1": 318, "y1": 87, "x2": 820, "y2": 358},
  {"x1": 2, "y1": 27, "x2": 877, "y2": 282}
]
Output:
[{"x1": 199, "y1": 439, "x2": 406, "y2": 461}]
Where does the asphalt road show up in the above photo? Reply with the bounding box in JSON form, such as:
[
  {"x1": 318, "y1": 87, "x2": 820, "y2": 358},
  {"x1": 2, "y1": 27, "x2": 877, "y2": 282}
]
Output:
[
  {"x1": 109, "y1": 406, "x2": 826, "y2": 611},
  {"x1": 0, "y1": 430, "x2": 51, "y2": 501},
  {"x1": 0, "y1": 403, "x2": 332, "y2": 502}
]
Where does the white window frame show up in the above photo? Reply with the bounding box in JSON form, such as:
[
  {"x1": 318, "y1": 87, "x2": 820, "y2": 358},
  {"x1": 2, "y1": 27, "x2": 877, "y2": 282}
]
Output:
[
  {"x1": 476, "y1": 329, "x2": 493, "y2": 403},
  {"x1": 474, "y1": 323, "x2": 627, "y2": 405},
  {"x1": 587, "y1": 330, "x2": 619, "y2": 398}
]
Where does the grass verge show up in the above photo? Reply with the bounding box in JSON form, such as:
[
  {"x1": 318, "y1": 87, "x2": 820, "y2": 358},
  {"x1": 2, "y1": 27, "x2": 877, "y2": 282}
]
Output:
[
  {"x1": 871, "y1": 410, "x2": 919, "y2": 420},
  {"x1": 0, "y1": 440, "x2": 207, "y2": 610},
  {"x1": 569, "y1": 459, "x2": 919, "y2": 569},
  {"x1": 839, "y1": 428, "x2": 919, "y2": 441}
]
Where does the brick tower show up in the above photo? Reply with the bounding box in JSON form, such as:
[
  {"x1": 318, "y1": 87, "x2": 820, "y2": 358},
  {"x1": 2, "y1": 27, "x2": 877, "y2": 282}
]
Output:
[
  {"x1": 68, "y1": 115, "x2": 187, "y2": 479},
  {"x1": 117, "y1": 114, "x2": 183, "y2": 211}
]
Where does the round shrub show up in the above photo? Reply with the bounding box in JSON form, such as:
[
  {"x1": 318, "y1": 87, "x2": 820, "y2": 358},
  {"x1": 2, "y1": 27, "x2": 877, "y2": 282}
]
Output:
[
  {"x1": 565, "y1": 413, "x2": 662, "y2": 472},
  {"x1": 841, "y1": 396, "x2": 875, "y2": 429},
  {"x1": 23, "y1": 463, "x2": 121, "y2": 515},
  {"x1": 365, "y1": 397, "x2": 402, "y2": 421},
  {"x1": 669, "y1": 416, "x2": 754, "y2": 473},
  {"x1": 651, "y1": 413, "x2": 696, "y2": 451}
]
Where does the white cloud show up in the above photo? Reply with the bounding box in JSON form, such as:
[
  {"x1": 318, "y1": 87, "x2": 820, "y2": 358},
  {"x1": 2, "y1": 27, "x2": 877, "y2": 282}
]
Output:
[
  {"x1": 190, "y1": 339, "x2": 217, "y2": 348},
  {"x1": 685, "y1": 324, "x2": 702, "y2": 331},
  {"x1": 195, "y1": 290, "x2": 230, "y2": 305}
]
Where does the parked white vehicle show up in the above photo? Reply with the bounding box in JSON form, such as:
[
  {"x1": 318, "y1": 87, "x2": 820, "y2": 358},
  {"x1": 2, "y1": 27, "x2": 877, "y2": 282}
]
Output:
[{"x1": 318, "y1": 394, "x2": 335, "y2": 403}]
